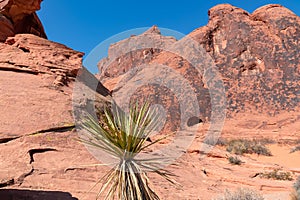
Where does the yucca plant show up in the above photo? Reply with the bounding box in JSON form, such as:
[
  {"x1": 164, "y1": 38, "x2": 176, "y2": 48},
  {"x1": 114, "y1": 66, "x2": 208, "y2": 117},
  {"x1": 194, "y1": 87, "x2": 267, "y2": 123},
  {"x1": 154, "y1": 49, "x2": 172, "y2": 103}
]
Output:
[{"x1": 78, "y1": 100, "x2": 176, "y2": 200}]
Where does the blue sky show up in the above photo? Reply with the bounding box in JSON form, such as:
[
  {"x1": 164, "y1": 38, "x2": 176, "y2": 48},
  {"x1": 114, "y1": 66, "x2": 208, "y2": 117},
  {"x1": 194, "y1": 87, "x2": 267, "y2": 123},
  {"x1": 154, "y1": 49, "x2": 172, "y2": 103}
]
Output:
[{"x1": 37, "y1": 0, "x2": 300, "y2": 73}]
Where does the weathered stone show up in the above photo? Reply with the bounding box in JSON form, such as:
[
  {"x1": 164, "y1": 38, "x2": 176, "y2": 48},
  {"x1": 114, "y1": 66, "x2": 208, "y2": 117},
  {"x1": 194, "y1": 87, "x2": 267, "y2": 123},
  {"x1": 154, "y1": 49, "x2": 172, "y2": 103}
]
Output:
[
  {"x1": 189, "y1": 4, "x2": 300, "y2": 116},
  {"x1": 99, "y1": 4, "x2": 300, "y2": 125},
  {"x1": 0, "y1": 14, "x2": 14, "y2": 42},
  {"x1": 0, "y1": 34, "x2": 110, "y2": 139},
  {"x1": 0, "y1": 0, "x2": 46, "y2": 42},
  {"x1": 0, "y1": 33, "x2": 112, "y2": 199},
  {"x1": 98, "y1": 25, "x2": 177, "y2": 87},
  {"x1": 1, "y1": 3, "x2": 300, "y2": 200}
]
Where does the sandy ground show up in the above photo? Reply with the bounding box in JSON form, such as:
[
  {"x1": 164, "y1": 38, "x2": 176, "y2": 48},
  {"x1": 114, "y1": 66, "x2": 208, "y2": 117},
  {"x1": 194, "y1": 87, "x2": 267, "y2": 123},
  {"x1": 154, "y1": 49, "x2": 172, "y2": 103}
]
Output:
[{"x1": 1, "y1": 110, "x2": 299, "y2": 200}]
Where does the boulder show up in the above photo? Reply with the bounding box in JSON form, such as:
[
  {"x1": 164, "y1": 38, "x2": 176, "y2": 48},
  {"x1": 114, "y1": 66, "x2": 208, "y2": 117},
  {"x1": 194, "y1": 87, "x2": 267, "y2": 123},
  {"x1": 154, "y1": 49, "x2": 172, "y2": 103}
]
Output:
[
  {"x1": 0, "y1": 0, "x2": 46, "y2": 42},
  {"x1": 0, "y1": 34, "x2": 111, "y2": 199}
]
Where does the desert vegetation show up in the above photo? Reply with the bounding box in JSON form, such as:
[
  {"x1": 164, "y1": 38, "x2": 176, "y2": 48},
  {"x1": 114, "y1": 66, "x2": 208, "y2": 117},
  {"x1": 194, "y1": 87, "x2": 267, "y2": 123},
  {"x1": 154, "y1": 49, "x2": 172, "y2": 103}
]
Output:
[
  {"x1": 215, "y1": 188, "x2": 264, "y2": 200},
  {"x1": 291, "y1": 176, "x2": 300, "y2": 200},
  {"x1": 291, "y1": 146, "x2": 300, "y2": 153},
  {"x1": 79, "y1": 101, "x2": 176, "y2": 199},
  {"x1": 221, "y1": 139, "x2": 272, "y2": 156},
  {"x1": 259, "y1": 169, "x2": 293, "y2": 181},
  {"x1": 228, "y1": 156, "x2": 242, "y2": 165}
]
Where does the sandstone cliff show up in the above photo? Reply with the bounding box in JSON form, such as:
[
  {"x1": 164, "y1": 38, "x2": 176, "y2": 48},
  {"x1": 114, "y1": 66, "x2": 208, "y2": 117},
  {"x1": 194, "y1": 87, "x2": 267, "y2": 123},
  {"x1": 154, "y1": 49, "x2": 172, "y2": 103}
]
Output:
[
  {"x1": 0, "y1": 0, "x2": 46, "y2": 42},
  {"x1": 0, "y1": 3, "x2": 299, "y2": 200},
  {"x1": 98, "y1": 4, "x2": 300, "y2": 124}
]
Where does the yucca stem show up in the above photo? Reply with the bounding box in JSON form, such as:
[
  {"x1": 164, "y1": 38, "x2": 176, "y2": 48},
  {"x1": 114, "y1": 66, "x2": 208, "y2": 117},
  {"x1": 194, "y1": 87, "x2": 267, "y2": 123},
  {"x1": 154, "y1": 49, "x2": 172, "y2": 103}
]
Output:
[{"x1": 119, "y1": 159, "x2": 159, "y2": 200}]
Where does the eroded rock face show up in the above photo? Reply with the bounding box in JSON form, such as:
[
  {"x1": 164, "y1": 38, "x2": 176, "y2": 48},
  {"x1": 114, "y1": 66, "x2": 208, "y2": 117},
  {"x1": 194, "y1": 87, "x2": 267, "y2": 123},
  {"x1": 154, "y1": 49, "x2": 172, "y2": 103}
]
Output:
[
  {"x1": 0, "y1": 4, "x2": 300, "y2": 200},
  {"x1": 189, "y1": 4, "x2": 300, "y2": 116},
  {"x1": 0, "y1": 34, "x2": 111, "y2": 198},
  {"x1": 0, "y1": 33, "x2": 111, "y2": 138},
  {"x1": 0, "y1": 34, "x2": 82, "y2": 140},
  {"x1": 0, "y1": 0, "x2": 46, "y2": 42},
  {"x1": 0, "y1": 14, "x2": 14, "y2": 41},
  {"x1": 98, "y1": 4, "x2": 300, "y2": 126},
  {"x1": 98, "y1": 26, "x2": 177, "y2": 87},
  {"x1": 97, "y1": 26, "x2": 186, "y2": 132}
]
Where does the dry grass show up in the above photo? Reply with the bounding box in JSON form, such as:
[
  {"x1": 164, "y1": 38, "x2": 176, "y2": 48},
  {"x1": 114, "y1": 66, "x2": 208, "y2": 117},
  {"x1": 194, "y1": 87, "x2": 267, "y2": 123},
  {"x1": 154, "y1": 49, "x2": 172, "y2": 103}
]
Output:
[
  {"x1": 291, "y1": 176, "x2": 300, "y2": 200},
  {"x1": 215, "y1": 188, "x2": 264, "y2": 200},
  {"x1": 290, "y1": 146, "x2": 300, "y2": 153},
  {"x1": 228, "y1": 156, "x2": 242, "y2": 165},
  {"x1": 259, "y1": 169, "x2": 293, "y2": 181},
  {"x1": 225, "y1": 139, "x2": 272, "y2": 156}
]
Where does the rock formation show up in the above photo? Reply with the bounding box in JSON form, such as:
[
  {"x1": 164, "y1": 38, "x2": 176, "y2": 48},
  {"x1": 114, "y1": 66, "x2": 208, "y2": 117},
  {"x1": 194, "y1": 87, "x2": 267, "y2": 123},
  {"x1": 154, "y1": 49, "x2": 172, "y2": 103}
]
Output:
[
  {"x1": 0, "y1": 0, "x2": 46, "y2": 42},
  {"x1": 190, "y1": 4, "x2": 300, "y2": 115},
  {"x1": 98, "y1": 26, "x2": 177, "y2": 82},
  {"x1": 98, "y1": 4, "x2": 300, "y2": 133},
  {"x1": 0, "y1": 34, "x2": 82, "y2": 139},
  {"x1": 0, "y1": 34, "x2": 111, "y2": 199},
  {"x1": 0, "y1": 3, "x2": 299, "y2": 200}
]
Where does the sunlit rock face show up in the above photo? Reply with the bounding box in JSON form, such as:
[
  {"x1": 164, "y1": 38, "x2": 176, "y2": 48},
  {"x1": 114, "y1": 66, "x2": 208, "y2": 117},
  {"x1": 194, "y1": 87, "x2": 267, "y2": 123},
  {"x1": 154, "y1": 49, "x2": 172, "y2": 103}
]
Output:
[{"x1": 99, "y1": 4, "x2": 300, "y2": 128}]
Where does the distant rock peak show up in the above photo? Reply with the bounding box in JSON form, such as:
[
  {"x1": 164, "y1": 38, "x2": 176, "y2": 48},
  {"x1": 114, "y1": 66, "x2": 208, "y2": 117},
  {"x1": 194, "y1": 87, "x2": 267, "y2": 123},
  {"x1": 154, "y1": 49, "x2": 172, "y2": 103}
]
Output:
[{"x1": 143, "y1": 25, "x2": 161, "y2": 35}]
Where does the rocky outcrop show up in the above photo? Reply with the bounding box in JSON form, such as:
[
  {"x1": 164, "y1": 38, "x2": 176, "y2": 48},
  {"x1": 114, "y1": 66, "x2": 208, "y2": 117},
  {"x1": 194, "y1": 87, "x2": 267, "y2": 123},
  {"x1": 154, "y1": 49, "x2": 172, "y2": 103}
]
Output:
[
  {"x1": 190, "y1": 4, "x2": 300, "y2": 116},
  {"x1": 0, "y1": 34, "x2": 111, "y2": 199},
  {"x1": 0, "y1": 34, "x2": 84, "y2": 139},
  {"x1": 98, "y1": 26, "x2": 177, "y2": 87},
  {"x1": 0, "y1": 13, "x2": 14, "y2": 42},
  {"x1": 0, "y1": 0, "x2": 46, "y2": 42},
  {"x1": 0, "y1": 33, "x2": 111, "y2": 138},
  {"x1": 0, "y1": 3, "x2": 299, "y2": 200},
  {"x1": 98, "y1": 4, "x2": 300, "y2": 125}
]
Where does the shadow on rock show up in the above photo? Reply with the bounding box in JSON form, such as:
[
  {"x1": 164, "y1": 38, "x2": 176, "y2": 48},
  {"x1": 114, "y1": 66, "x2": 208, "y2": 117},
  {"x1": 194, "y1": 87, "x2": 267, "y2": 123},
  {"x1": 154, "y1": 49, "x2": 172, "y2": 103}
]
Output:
[{"x1": 0, "y1": 189, "x2": 78, "y2": 200}]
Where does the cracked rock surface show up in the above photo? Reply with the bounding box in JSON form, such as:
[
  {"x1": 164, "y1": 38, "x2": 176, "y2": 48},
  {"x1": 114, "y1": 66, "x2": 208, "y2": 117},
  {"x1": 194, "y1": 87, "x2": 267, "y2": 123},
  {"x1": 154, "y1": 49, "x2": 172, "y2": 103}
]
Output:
[
  {"x1": 0, "y1": 34, "x2": 84, "y2": 139},
  {"x1": 0, "y1": 3, "x2": 299, "y2": 200},
  {"x1": 0, "y1": 34, "x2": 111, "y2": 199},
  {"x1": 99, "y1": 4, "x2": 300, "y2": 128}
]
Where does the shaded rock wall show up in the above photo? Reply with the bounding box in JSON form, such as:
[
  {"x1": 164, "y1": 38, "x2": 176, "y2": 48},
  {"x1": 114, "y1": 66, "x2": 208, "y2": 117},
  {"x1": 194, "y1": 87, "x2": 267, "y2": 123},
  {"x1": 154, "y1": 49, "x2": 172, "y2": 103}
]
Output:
[{"x1": 0, "y1": 0, "x2": 46, "y2": 42}]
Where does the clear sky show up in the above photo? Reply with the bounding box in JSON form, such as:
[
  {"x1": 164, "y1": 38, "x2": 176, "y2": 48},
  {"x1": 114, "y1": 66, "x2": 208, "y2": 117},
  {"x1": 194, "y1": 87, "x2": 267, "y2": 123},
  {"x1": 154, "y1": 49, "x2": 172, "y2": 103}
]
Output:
[{"x1": 37, "y1": 0, "x2": 300, "y2": 72}]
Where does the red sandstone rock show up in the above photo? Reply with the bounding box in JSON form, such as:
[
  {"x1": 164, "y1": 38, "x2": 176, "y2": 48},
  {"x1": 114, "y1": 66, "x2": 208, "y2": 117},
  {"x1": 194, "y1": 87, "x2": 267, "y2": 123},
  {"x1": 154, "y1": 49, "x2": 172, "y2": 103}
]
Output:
[
  {"x1": 98, "y1": 26, "x2": 177, "y2": 83},
  {"x1": 0, "y1": 33, "x2": 111, "y2": 199},
  {"x1": 0, "y1": 14, "x2": 14, "y2": 42},
  {"x1": 0, "y1": 0, "x2": 46, "y2": 42},
  {"x1": 0, "y1": 4, "x2": 299, "y2": 200},
  {"x1": 189, "y1": 4, "x2": 300, "y2": 116},
  {"x1": 99, "y1": 4, "x2": 300, "y2": 123}
]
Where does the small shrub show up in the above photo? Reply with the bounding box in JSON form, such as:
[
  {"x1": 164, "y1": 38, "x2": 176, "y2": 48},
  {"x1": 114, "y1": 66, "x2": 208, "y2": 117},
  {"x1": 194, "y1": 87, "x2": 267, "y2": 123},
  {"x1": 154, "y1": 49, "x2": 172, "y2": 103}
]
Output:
[
  {"x1": 215, "y1": 188, "x2": 264, "y2": 200},
  {"x1": 290, "y1": 146, "x2": 300, "y2": 153},
  {"x1": 259, "y1": 169, "x2": 293, "y2": 181},
  {"x1": 291, "y1": 176, "x2": 300, "y2": 200},
  {"x1": 226, "y1": 139, "x2": 250, "y2": 155},
  {"x1": 226, "y1": 139, "x2": 272, "y2": 156},
  {"x1": 251, "y1": 143, "x2": 272, "y2": 156},
  {"x1": 228, "y1": 156, "x2": 242, "y2": 165},
  {"x1": 295, "y1": 176, "x2": 300, "y2": 192},
  {"x1": 204, "y1": 136, "x2": 226, "y2": 146},
  {"x1": 254, "y1": 138, "x2": 275, "y2": 145},
  {"x1": 216, "y1": 138, "x2": 227, "y2": 146}
]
